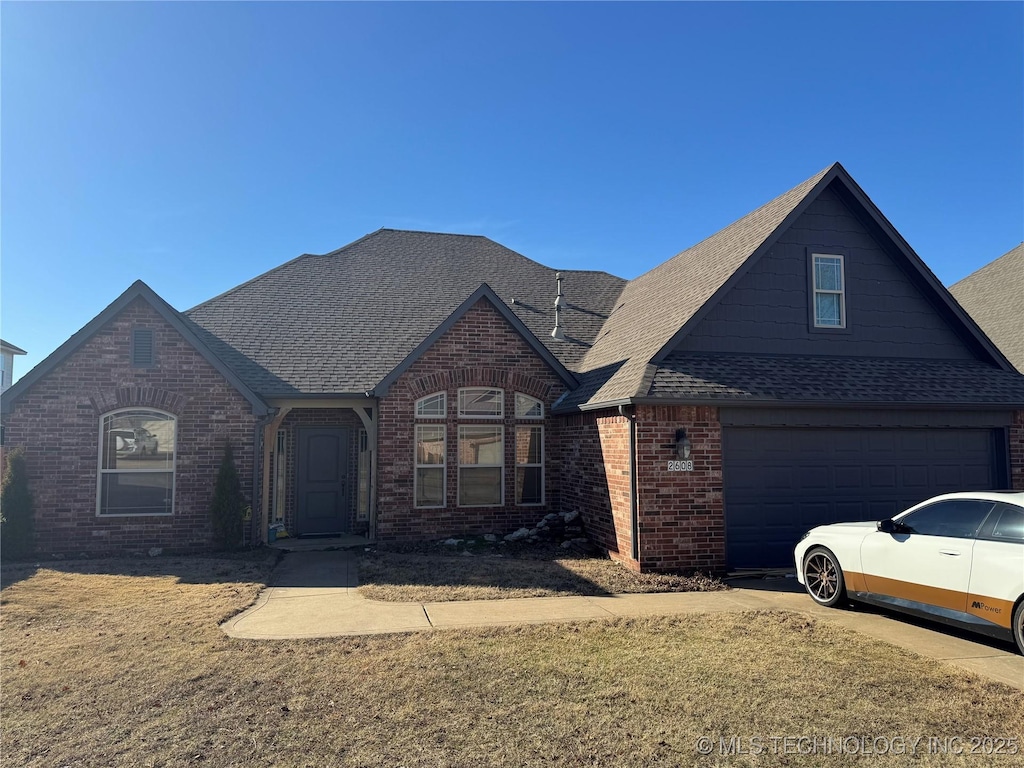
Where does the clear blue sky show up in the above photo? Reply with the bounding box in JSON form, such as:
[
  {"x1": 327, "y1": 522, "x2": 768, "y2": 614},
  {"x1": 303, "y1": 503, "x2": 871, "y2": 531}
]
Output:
[{"x1": 2, "y1": 2, "x2": 1022, "y2": 382}]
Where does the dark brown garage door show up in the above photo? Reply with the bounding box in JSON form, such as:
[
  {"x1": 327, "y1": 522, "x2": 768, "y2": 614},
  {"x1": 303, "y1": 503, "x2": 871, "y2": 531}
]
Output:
[{"x1": 723, "y1": 428, "x2": 1000, "y2": 569}]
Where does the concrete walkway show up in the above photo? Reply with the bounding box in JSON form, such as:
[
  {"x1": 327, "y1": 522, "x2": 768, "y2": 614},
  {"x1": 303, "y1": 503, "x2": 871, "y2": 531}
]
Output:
[{"x1": 221, "y1": 550, "x2": 1024, "y2": 691}]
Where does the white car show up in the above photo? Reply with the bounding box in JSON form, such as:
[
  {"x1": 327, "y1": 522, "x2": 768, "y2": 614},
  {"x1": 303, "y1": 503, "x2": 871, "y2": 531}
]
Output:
[{"x1": 795, "y1": 491, "x2": 1024, "y2": 654}]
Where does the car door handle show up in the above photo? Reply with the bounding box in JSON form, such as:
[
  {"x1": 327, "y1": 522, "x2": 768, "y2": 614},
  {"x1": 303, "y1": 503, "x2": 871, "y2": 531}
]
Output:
[{"x1": 938, "y1": 550, "x2": 961, "y2": 557}]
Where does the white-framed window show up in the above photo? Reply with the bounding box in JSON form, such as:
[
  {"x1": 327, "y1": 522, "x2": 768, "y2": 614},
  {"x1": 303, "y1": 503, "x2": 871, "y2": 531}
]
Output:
[
  {"x1": 812, "y1": 254, "x2": 846, "y2": 328},
  {"x1": 458, "y1": 425, "x2": 503, "y2": 506},
  {"x1": 515, "y1": 393, "x2": 543, "y2": 419},
  {"x1": 458, "y1": 388, "x2": 504, "y2": 418},
  {"x1": 416, "y1": 392, "x2": 446, "y2": 418},
  {"x1": 415, "y1": 424, "x2": 446, "y2": 508},
  {"x1": 515, "y1": 425, "x2": 543, "y2": 505},
  {"x1": 97, "y1": 409, "x2": 176, "y2": 516}
]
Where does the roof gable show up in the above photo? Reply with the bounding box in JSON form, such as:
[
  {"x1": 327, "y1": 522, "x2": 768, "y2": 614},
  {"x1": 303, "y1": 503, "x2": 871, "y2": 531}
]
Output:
[
  {"x1": 374, "y1": 284, "x2": 577, "y2": 397},
  {"x1": 669, "y1": 185, "x2": 987, "y2": 362},
  {"x1": 569, "y1": 162, "x2": 1015, "y2": 410},
  {"x1": 1, "y1": 281, "x2": 269, "y2": 415}
]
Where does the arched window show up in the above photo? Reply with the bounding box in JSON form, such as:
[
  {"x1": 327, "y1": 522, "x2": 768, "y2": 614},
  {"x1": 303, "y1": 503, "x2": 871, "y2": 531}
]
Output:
[
  {"x1": 97, "y1": 409, "x2": 176, "y2": 516},
  {"x1": 415, "y1": 392, "x2": 446, "y2": 418}
]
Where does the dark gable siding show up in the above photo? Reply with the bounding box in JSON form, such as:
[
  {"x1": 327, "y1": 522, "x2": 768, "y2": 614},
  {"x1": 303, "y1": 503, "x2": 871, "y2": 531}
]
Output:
[{"x1": 673, "y1": 186, "x2": 976, "y2": 360}]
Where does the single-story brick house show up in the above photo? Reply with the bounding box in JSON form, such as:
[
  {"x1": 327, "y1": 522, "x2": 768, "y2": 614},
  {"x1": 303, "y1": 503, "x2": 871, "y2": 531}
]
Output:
[{"x1": 4, "y1": 162, "x2": 1024, "y2": 571}]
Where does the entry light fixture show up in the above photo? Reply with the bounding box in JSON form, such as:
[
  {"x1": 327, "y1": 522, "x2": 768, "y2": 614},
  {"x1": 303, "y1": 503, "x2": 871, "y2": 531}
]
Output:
[{"x1": 674, "y1": 428, "x2": 691, "y2": 460}]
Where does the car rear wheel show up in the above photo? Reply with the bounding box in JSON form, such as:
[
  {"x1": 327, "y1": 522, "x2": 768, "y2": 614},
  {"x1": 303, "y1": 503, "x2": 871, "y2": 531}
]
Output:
[
  {"x1": 803, "y1": 548, "x2": 845, "y2": 608},
  {"x1": 1013, "y1": 601, "x2": 1024, "y2": 656}
]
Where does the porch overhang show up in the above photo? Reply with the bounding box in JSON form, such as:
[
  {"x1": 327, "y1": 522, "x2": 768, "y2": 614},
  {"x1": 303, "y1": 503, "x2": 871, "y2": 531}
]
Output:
[{"x1": 256, "y1": 397, "x2": 378, "y2": 545}]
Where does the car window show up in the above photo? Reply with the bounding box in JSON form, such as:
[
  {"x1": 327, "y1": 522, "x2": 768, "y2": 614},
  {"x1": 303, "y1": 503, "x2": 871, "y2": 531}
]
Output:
[
  {"x1": 986, "y1": 503, "x2": 1024, "y2": 543},
  {"x1": 899, "y1": 499, "x2": 995, "y2": 538}
]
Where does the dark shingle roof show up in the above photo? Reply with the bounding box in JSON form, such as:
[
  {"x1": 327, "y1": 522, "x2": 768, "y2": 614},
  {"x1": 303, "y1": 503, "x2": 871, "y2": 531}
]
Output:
[
  {"x1": 575, "y1": 164, "x2": 834, "y2": 405},
  {"x1": 185, "y1": 229, "x2": 625, "y2": 397},
  {"x1": 949, "y1": 244, "x2": 1024, "y2": 374},
  {"x1": 644, "y1": 353, "x2": 1024, "y2": 406}
]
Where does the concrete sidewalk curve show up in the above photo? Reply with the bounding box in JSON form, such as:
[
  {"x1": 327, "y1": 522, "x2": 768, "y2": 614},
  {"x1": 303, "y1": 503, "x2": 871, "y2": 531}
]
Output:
[{"x1": 220, "y1": 550, "x2": 1024, "y2": 691}]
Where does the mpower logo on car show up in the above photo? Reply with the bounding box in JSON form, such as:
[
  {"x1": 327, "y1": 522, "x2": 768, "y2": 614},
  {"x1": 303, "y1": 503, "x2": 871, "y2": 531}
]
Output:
[{"x1": 971, "y1": 600, "x2": 1002, "y2": 614}]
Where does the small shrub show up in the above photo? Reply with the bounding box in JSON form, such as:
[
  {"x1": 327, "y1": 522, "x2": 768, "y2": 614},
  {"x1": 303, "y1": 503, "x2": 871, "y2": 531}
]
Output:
[
  {"x1": 1, "y1": 448, "x2": 35, "y2": 559},
  {"x1": 210, "y1": 442, "x2": 246, "y2": 551}
]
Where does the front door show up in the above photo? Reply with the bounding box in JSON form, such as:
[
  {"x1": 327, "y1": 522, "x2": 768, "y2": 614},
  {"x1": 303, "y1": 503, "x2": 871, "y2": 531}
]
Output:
[{"x1": 296, "y1": 427, "x2": 350, "y2": 536}]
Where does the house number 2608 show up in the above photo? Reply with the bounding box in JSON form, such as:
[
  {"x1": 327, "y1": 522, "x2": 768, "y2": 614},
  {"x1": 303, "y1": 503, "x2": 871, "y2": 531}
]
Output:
[{"x1": 667, "y1": 460, "x2": 694, "y2": 472}]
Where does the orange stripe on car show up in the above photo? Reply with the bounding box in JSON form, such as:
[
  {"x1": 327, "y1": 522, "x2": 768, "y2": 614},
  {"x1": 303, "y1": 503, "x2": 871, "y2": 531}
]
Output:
[{"x1": 845, "y1": 571, "x2": 1013, "y2": 630}]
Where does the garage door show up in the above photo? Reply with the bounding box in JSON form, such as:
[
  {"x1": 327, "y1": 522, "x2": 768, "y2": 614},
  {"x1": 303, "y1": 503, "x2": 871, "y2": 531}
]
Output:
[{"x1": 723, "y1": 428, "x2": 999, "y2": 569}]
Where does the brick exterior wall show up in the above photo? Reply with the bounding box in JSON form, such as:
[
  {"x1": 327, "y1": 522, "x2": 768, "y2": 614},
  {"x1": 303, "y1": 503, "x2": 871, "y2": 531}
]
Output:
[
  {"x1": 634, "y1": 405, "x2": 725, "y2": 572},
  {"x1": 0, "y1": 298, "x2": 260, "y2": 555},
  {"x1": 557, "y1": 410, "x2": 635, "y2": 567},
  {"x1": 375, "y1": 299, "x2": 568, "y2": 540},
  {"x1": 559, "y1": 405, "x2": 726, "y2": 574}
]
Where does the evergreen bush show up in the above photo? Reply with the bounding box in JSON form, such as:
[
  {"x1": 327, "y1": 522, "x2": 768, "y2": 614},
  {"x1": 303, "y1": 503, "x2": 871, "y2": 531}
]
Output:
[{"x1": 210, "y1": 442, "x2": 246, "y2": 550}]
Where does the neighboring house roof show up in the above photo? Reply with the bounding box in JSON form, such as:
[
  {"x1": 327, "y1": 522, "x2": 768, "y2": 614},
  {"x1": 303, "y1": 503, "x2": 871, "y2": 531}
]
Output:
[
  {"x1": 0, "y1": 340, "x2": 27, "y2": 355},
  {"x1": 556, "y1": 162, "x2": 1015, "y2": 411},
  {"x1": 949, "y1": 243, "x2": 1024, "y2": 374},
  {"x1": 186, "y1": 229, "x2": 625, "y2": 397},
  {"x1": 1, "y1": 281, "x2": 269, "y2": 415}
]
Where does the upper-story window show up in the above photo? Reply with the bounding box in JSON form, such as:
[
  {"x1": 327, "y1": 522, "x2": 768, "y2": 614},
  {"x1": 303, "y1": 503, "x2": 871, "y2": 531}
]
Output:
[
  {"x1": 812, "y1": 254, "x2": 846, "y2": 328},
  {"x1": 416, "y1": 392, "x2": 446, "y2": 418},
  {"x1": 98, "y1": 409, "x2": 175, "y2": 516},
  {"x1": 459, "y1": 388, "x2": 503, "y2": 418},
  {"x1": 515, "y1": 393, "x2": 543, "y2": 419}
]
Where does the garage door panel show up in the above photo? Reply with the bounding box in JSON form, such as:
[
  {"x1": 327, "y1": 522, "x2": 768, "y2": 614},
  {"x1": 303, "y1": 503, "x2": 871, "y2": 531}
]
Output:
[
  {"x1": 961, "y1": 465, "x2": 994, "y2": 487},
  {"x1": 764, "y1": 467, "x2": 794, "y2": 490},
  {"x1": 724, "y1": 427, "x2": 997, "y2": 569},
  {"x1": 832, "y1": 432, "x2": 864, "y2": 453},
  {"x1": 798, "y1": 466, "x2": 830, "y2": 490},
  {"x1": 900, "y1": 465, "x2": 929, "y2": 489},
  {"x1": 930, "y1": 432, "x2": 961, "y2": 453},
  {"x1": 867, "y1": 465, "x2": 897, "y2": 488},
  {"x1": 834, "y1": 466, "x2": 863, "y2": 488}
]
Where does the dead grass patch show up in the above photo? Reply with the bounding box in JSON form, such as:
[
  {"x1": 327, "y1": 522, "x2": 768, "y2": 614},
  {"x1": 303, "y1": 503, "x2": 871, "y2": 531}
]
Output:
[
  {"x1": 357, "y1": 543, "x2": 724, "y2": 602},
  {"x1": 3, "y1": 557, "x2": 1022, "y2": 767}
]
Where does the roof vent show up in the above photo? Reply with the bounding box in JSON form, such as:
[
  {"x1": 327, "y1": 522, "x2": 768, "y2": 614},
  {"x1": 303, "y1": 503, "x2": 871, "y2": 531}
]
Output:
[
  {"x1": 131, "y1": 328, "x2": 155, "y2": 367},
  {"x1": 551, "y1": 272, "x2": 566, "y2": 341}
]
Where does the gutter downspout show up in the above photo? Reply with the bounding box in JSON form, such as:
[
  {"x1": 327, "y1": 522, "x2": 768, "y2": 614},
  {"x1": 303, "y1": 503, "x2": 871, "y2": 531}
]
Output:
[{"x1": 618, "y1": 404, "x2": 640, "y2": 564}]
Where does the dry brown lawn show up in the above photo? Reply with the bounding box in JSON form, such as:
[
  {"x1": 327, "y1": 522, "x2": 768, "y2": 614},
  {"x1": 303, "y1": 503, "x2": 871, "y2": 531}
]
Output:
[
  {"x1": 3, "y1": 554, "x2": 1023, "y2": 768},
  {"x1": 357, "y1": 545, "x2": 724, "y2": 601}
]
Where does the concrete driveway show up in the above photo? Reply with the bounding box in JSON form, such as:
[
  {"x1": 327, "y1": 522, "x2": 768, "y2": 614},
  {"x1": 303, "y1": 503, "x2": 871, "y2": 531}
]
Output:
[{"x1": 221, "y1": 550, "x2": 1024, "y2": 691}]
